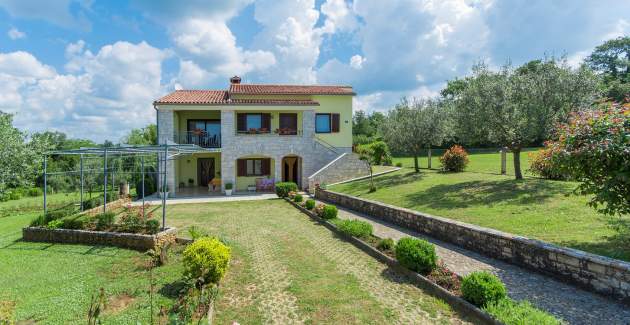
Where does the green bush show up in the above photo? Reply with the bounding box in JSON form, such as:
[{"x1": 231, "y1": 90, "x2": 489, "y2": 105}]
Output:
[
  {"x1": 275, "y1": 182, "x2": 298, "y2": 198},
  {"x1": 293, "y1": 194, "x2": 303, "y2": 202},
  {"x1": 105, "y1": 192, "x2": 119, "y2": 202},
  {"x1": 395, "y1": 162, "x2": 403, "y2": 168},
  {"x1": 118, "y1": 213, "x2": 143, "y2": 233},
  {"x1": 305, "y1": 199, "x2": 316, "y2": 210},
  {"x1": 337, "y1": 219, "x2": 373, "y2": 238},
  {"x1": 27, "y1": 188, "x2": 43, "y2": 197},
  {"x1": 377, "y1": 238, "x2": 395, "y2": 251},
  {"x1": 461, "y1": 271, "x2": 507, "y2": 307},
  {"x1": 528, "y1": 146, "x2": 569, "y2": 180},
  {"x1": 82, "y1": 197, "x2": 102, "y2": 210},
  {"x1": 321, "y1": 205, "x2": 338, "y2": 219},
  {"x1": 439, "y1": 145, "x2": 469, "y2": 172},
  {"x1": 483, "y1": 298, "x2": 562, "y2": 325},
  {"x1": 7, "y1": 191, "x2": 21, "y2": 201},
  {"x1": 95, "y1": 212, "x2": 115, "y2": 230},
  {"x1": 135, "y1": 178, "x2": 156, "y2": 198},
  {"x1": 395, "y1": 237, "x2": 437, "y2": 274},
  {"x1": 225, "y1": 182, "x2": 233, "y2": 190},
  {"x1": 145, "y1": 219, "x2": 160, "y2": 234},
  {"x1": 183, "y1": 237, "x2": 231, "y2": 285},
  {"x1": 31, "y1": 207, "x2": 77, "y2": 227},
  {"x1": 61, "y1": 215, "x2": 89, "y2": 230},
  {"x1": 46, "y1": 219, "x2": 64, "y2": 229}
]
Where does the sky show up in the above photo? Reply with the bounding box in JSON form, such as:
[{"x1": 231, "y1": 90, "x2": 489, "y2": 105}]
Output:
[{"x1": 0, "y1": 0, "x2": 629, "y2": 143}]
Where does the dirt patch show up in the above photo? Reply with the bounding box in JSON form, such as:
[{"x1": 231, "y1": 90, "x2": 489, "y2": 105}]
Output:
[
  {"x1": 0, "y1": 300, "x2": 15, "y2": 323},
  {"x1": 107, "y1": 294, "x2": 136, "y2": 314}
]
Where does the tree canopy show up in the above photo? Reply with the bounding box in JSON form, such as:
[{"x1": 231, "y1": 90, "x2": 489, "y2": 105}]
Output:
[{"x1": 586, "y1": 36, "x2": 630, "y2": 102}]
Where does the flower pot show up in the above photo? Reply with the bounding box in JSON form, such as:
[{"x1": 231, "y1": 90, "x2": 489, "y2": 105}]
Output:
[
  {"x1": 225, "y1": 189, "x2": 233, "y2": 196},
  {"x1": 247, "y1": 185, "x2": 256, "y2": 192},
  {"x1": 159, "y1": 191, "x2": 169, "y2": 199}
]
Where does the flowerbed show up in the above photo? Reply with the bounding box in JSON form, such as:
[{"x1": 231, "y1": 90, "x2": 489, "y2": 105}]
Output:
[{"x1": 287, "y1": 197, "x2": 563, "y2": 325}]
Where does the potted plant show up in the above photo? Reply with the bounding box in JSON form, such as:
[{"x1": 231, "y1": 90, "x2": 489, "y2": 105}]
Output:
[
  {"x1": 247, "y1": 184, "x2": 256, "y2": 192},
  {"x1": 188, "y1": 178, "x2": 194, "y2": 187},
  {"x1": 225, "y1": 182, "x2": 233, "y2": 196},
  {"x1": 159, "y1": 185, "x2": 170, "y2": 199}
]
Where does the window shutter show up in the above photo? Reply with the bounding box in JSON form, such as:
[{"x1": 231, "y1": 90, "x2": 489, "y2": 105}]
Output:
[
  {"x1": 261, "y1": 113, "x2": 271, "y2": 130},
  {"x1": 331, "y1": 114, "x2": 340, "y2": 133},
  {"x1": 237, "y1": 159, "x2": 246, "y2": 176},
  {"x1": 261, "y1": 158, "x2": 271, "y2": 175},
  {"x1": 237, "y1": 113, "x2": 246, "y2": 132}
]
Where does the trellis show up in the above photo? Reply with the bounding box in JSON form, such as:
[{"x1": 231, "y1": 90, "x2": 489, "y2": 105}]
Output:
[{"x1": 43, "y1": 144, "x2": 216, "y2": 230}]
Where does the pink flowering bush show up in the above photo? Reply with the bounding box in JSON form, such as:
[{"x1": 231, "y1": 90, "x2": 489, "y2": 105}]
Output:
[
  {"x1": 527, "y1": 143, "x2": 570, "y2": 180},
  {"x1": 550, "y1": 102, "x2": 630, "y2": 216}
]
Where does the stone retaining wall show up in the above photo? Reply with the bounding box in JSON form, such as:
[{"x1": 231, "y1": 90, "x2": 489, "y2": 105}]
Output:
[
  {"x1": 22, "y1": 227, "x2": 178, "y2": 251},
  {"x1": 307, "y1": 153, "x2": 369, "y2": 191},
  {"x1": 316, "y1": 189, "x2": 630, "y2": 302}
]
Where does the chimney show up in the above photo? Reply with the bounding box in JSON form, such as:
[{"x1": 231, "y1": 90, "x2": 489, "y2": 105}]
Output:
[{"x1": 230, "y1": 76, "x2": 241, "y2": 84}]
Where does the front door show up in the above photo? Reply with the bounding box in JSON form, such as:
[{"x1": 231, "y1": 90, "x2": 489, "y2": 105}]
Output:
[
  {"x1": 197, "y1": 158, "x2": 215, "y2": 187},
  {"x1": 282, "y1": 157, "x2": 299, "y2": 185}
]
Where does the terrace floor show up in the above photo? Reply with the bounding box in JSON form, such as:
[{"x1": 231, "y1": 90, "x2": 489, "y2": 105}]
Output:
[{"x1": 136, "y1": 187, "x2": 276, "y2": 205}]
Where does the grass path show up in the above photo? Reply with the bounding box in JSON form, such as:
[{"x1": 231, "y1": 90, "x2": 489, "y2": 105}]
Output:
[{"x1": 166, "y1": 200, "x2": 472, "y2": 324}]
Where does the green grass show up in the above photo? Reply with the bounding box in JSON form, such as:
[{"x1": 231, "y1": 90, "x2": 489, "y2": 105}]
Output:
[
  {"x1": 392, "y1": 147, "x2": 537, "y2": 176},
  {"x1": 163, "y1": 200, "x2": 468, "y2": 324},
  {"x1": 329, "y1": 167, "x2": 630, "y2": 261},
  {"x1": 0, "y1": 193, "x2": 183, "y2": 324}
]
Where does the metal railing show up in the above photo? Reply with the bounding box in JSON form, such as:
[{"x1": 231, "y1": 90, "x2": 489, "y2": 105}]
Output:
[
  {"x1": 177, "y1": 131, "x2": 221, "y2": 148},
  {"x1": 235, "y1": 129, "x2": 303, "y2": 136}
]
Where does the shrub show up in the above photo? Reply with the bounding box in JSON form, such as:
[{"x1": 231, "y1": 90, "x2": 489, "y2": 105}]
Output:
[
  {"x1": 314, "y1": 203, "x2": 326, "y2": 217},
  {"x1": 395, "y1": 237, "x2": 437, "y2": 274},
  {"x1": 82, "y1": 197, "x2": 102, "y2": 210},
  {"x1": 321, "y1": 205, "x2": 338, "y2": 220},
  {"x1": 395, "y1": 162, "x2": 403, "y2": 168},
  {"x1": 27, "y1": 188, "x2": 43, "y2": 197},
  {"x1": 46, "y1": 219, "x2": 64, "y2": 229},
  {"x1": 61, "y1": 215, "x2": 89, "y2": 230},
  {"x1": 275, "y1": 182, "x2": 298, "y2": 198},
  {"x1": 337, "y1": 219, "x2": 373, "y2": 238},
  {"x1": 461, "y1": 271, "x2": 507, "y2": 307},
  {"x1": 483, "y1": 298, "x2": 562, "y2": 325},
  {"x1": 145, "y1": 219, "x2": 160, "y2": 234},
  {"x1": 31, "y1": 207, "x2": 77, "y2": 227},
  {"x1": 95, "y1": 212, "x2": 115, "y2": 230},
  {"x1": 439, "y1": 145, "x2": 469, "y2": 172},
  {"x1": 356, "y1": 141, "x2": 393, "y2": 165},
  {"x1": 293, "y1": 194, "x2": 303, "y2": 202},
  {"x1": 377, "y1": 238, "x2": 395, "y2": 251},
  {"x1": 118, "y1": 212, "x2": 143, "y2": 233},
  {"x1": 135, "y1": 178, "x2": 156, "y2": 198},
  {"x1": 105, "y1": 192, "x2": 119, "y2": 202},
  {"x1": 7, "y1": 191, "x2": 21, "y2": 201},
  {"x1": 188, "y1": 226, "x2": 209, "y2": 241},
  {"x1": 183, "y1": 237, "x2": 231, "y2": 285},
  {"x1": 528, "y1": 146, "x2": 568, "y2": 180},
  {"x1": 225, "y1": 182, "x2": 233, "y2": 190},
  {"x1": 304, "y1": 199, "x2": 316, "y2": 210}
]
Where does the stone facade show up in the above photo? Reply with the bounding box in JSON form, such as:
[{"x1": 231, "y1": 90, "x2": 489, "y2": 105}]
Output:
[
  {"x1": 22, "y1": 227, "x2": 178, "y2": 251},
  {"x1": 308, "y1": 153, "x2": 370, "y2": 191},
  {"x1": 219, "y1": 109, "x2": 343, "y2": 190},
  {"x1": 316, "y1": 189, "x2": 630, "y2": 302}
]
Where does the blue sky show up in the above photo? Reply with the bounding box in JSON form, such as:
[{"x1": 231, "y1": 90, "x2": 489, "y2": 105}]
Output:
[{"x1": 0, "y1": 0, "x2": 629, "y2": 142}]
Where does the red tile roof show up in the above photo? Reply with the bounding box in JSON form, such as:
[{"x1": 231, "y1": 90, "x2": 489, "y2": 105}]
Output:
[
  {"x1": 229, "y1": 84, "x2": 355, "y2": 95},
  {"x1": 154, "y1": 90, "x2": 320, "y2": 106}
]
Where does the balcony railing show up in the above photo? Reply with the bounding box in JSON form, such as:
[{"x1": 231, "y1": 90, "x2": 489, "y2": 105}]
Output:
[
  {"x1": 177, "y1": 131, "x2": 221, "y2": 148},
  {"x1": 236, "y1": 128, "x2": 303, "y2": 136}
]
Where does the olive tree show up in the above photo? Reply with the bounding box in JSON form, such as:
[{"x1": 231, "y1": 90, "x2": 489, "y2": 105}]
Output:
[
  {"x1": 382, "y1": 98, "x2": 451, "y2": 172},
  {"x1": 449, "y1": 59, "x2": 598, "y2": 179}
]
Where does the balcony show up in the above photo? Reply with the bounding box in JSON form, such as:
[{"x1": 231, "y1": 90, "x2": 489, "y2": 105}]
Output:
[
  {"x1": 236, "y1": 128, "x2": 303, "y2": 136},
  {"x1": 177, "y1": 131, "x2": 221, "y2": 148}
]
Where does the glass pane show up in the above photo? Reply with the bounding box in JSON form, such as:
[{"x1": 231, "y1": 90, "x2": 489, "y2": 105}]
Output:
[
  {"x1": 206, "y1": 123, "x2": 220, "y2": 136},
  {"x1": 254, "y1": 160, "x2": 262, "y2": 175},
  {"x1": 246, "y1": 114, "x2": 262, "y2": 129},
  {"x1": 195, "y1": 121, "x2": 205, "y2": 130},
  {"x1": 246, "y1": 160, "x2": 254, "y2": 175},
  {"x1": 316, "y1": 114, "x2": 330, "y2": 133}
]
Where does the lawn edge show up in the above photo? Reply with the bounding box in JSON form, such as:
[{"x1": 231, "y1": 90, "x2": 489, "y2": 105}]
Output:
[{"x1": 284, "y1": 198, "x2": 502, "y2": 325}]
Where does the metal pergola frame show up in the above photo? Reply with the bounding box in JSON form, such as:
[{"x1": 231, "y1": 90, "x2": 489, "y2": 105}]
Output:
[{"x1": 43, "y1": 144, "x2": 218, "y2": 230}]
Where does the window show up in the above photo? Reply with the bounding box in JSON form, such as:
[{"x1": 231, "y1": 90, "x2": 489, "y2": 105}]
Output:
[
  {"x1": 237, "y1": 113, "x2": 271, "y2": 133},
  {"x1": 237, "y1": 158, "x2": 271, "y2": 176},
  {"x1": 316, "y1": 114, "x2": 331, "y2": 133},
  {"x1": 279, "y1": 113, "x2": 298, "y2": 135},
  {"x1": 315, "y1": 113, "x2": 340, "y2": 133}
]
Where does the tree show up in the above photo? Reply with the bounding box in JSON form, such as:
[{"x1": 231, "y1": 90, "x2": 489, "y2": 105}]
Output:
[
  {"x1": 449, "y1": 59, "x2": 598, "y2": 179},
  {"x1": 586, "y1": 36, "x2": 630, "y2": 102},
  {"x1": 356, "y1": 145, "x2": 377, "y2": 193},
  {"x1": 382, "y1": 98, "x2": 450, "y2": 173},
  {"x1": 123, "y1": 124, "x2": 157, "y2": 145}
]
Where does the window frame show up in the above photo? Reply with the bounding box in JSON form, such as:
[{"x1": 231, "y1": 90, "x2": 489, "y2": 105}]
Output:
[{"x1": 315, "y1": 113, "x2": 332, "y2": 133}]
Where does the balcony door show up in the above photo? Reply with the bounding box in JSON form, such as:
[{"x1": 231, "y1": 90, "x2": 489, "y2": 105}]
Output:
[
  {"x1": 187, "y1": 120, "x2": 220, "y2": 147},
  {"x1": 279, "y1": 113, "x2": 298, "y2": 135}
]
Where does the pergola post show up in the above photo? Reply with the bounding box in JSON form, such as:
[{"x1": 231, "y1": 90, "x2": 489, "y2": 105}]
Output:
[
  {"x1": 103, "y1": 148, "x2": 108, "y2": 213},
  {"x1": 80, "y1": 154, "x2": 84, "y2": 211},
  {"x1": 43, "y1": 155, "x2": 47, "y2": 216},
  {"x1": 161, "y1": 144, "x2": 167, "y2": 230},
  {"x1": 141, "y1": 155, "x2": 145, "y2": 218}
]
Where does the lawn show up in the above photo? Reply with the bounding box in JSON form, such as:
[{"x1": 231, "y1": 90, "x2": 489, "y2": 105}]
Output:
[
  {"x1": 391, "y1": 147, "x2": 537, "y2": 176},
  {"x1": 329, "y1": 168, "x2": 630, "y2": 262},
  {"x1": 162, "y1": 200, "x2": 471, "y2": 324},
  {"x1": 0, "y1": 193, "x2": 183, "y2": 324}
]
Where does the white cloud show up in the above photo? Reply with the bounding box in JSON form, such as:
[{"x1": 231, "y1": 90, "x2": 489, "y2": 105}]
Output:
[
  {"x1": 349, "y1": 55, "x2": 365, "y2": 69},
  {"x1": 0, "y1": 41, "x2": 170, "y2": 142},
  {"x1": 320, "y1": 0, "x2": 358, "y2": 34},
  {"x1": 7, "y1": 27, "x2": 25, "y2": 39},
  {"x1": 0, "y1": 0, "x2": 91, "y2": 30}
]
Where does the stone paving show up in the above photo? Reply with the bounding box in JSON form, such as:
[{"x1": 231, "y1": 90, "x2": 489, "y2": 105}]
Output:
[{"x1": 312, "y1": 196, "x2": 630, "y2": 325}]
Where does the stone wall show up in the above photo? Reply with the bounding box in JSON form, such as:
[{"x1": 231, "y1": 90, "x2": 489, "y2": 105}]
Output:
[
  {"x1": 23, "y1": 227, "x2": 178, "y2": 251},
  {"x1": 316, "y1": 189, "x2": 630, "y2": 302},
  {"x1": 308, "y1": 153, "x2": 370, "y2": 191}
]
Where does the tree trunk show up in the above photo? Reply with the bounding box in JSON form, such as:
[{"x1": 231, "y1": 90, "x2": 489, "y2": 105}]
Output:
[
  {"x1": 368, "y1": 163, "x2": 375, "y2": 192},
  {"x1": 413, "y1": 155, "x2": 419, "y2": 173},
  {"x1": 512, "y1": 147, "x2": 523, "y2": 180}
]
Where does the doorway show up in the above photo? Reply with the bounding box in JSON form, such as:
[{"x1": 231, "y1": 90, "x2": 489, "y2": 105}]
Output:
[
  {"x1": 197, "y1": 158, "x2": 215, "y2": 187},
  {"x1": 282, "y1": 156, "x2": 300, "y2": 186}
]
